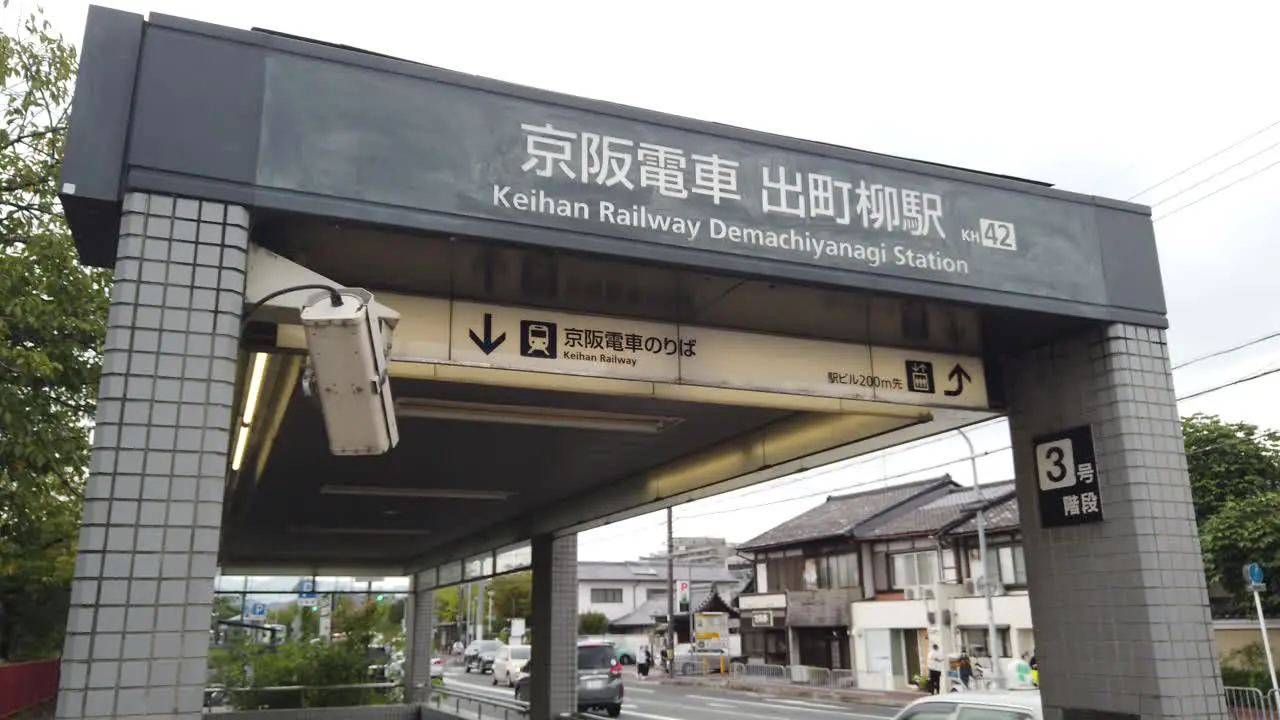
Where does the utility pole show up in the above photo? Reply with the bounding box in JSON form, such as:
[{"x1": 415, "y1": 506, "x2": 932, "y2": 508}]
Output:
[
  {"x1": 463, "y1": 583, "x2": 473, "y2": 643},
  {"x1": 666, "y1": 506, "x2": 676, "y2": 667},
  {"x1": 959, "y1": 428, "x2": 1002, "y2": 689}
]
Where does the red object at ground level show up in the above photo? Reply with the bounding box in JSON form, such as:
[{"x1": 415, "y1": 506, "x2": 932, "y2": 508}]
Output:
[{"x1": 0, "y1": 659, "x2": 60, "y2": 719}]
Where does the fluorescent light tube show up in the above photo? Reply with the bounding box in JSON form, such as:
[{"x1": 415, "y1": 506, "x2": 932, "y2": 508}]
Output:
[
  {"x1": 395, "y1": 399, "x2": 678, "y2": 434},
  {"x1": 242, "y1": 352, "x2": 269, "y2": 424},
  {"x1": 320, "y1": 485, "x2": 514, "y2": 501},
  {"x1": 287, "y1": 526, "x2": 432, "y2": 536},
  {"x1": 231, "y1": 425, "x2": 251, "y2": 472}
]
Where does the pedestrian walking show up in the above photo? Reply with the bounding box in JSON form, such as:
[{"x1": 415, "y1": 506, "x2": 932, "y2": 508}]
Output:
[{"x1": 927, "y1": 644, "x2": 944, "y2": 694}]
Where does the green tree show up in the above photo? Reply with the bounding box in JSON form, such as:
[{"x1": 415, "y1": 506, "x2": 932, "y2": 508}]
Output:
[
  {"x1": 1200, "y1": 492, "x2": 1280, "y2": 608},
  {"x1": 1183, "y1": 414, "x2": 1280, "y2": 613},
  {"x1": 1184, "y1": 413, "x2": 1280, "y2": 524},
  {"x1": 578, "y1": 611, "x2": 608, "y2": 635},
  {"x1": 488, "y1": 572, "x2": 532, "y2": 633},
  {"x1": 434, "y1": 585, "x2": 460, "y2": 624},
  {"x1": 0, "y1": 4, "x2": 111, "y2": 661},
  {"x1": 214, "y1": 596, "x2": 243, "y2": 621}
]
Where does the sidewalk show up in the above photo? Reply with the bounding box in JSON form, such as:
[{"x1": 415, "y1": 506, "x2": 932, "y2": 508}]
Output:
[{"x1": 655, "y1": 675, "x2": 925, "y2": 708}]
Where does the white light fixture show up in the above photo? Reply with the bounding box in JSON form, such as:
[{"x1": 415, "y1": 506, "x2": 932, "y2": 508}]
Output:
[
  {"x1": 395, "y1": 399, "x2": 679, "y2": 434},
  {"x1": 320, "y1": 485, "x2": 514, "y2": 501},
  {"x1": 242, "y1": 352, "x2": 269, "y2": 424},
  {"x1": 231, "y1": 352, "x2": 270, "y2": 472}
]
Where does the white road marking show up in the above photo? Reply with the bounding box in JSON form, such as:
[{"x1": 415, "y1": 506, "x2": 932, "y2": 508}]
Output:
[
  {"x1": 586, "y1": 711, "x2": 681, "y2": 720},
  {"x1": 651, "y1": 691, "x2": 892, "y2": 719},
  {"x1": 626, "y1": 685, "x2": 657, "y2": 693},
  {"x1": 773, "y1": 698, "x2": 849, "y2": 709}
]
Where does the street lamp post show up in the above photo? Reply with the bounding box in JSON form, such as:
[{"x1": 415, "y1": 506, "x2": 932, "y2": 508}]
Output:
[{"x1": 958, "y1": 427, "x2": 1002, "y2": 689}]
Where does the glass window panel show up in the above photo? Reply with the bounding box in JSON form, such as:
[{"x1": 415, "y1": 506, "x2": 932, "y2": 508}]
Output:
[
  {"x1": 438, "y1": 562, "x2": 463, "y2": 586},
  {"x1": 496, "y1": 542, "x2": 532, "y2": 573}
]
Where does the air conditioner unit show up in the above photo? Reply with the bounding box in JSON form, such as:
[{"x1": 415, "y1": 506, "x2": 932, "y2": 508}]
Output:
[
  {"x1": 964, "y1": 579, "x2": 980, "y2": 596},
  {"x1": 904, "y1": 586, "x2": 934, "y2": 601}
]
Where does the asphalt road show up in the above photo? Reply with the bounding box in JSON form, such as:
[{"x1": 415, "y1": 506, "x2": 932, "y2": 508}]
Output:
[{"x1": 435, "y1": 667, "x2": 903, "y2": 720}]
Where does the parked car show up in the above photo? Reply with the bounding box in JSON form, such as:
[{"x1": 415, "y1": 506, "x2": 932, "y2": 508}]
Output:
[
  {"x1": 464, "y1": 639, "x2": 503, "y2": 674},
  {"x1": 491, "y1": 644, "x2": 531, "y2": 687},
  {"x1": 513, "y1": 641, "x2": 624, "y2": 718},
  {"x1": 890, "y1": 688, "x2": 1042, "y2": 719}
]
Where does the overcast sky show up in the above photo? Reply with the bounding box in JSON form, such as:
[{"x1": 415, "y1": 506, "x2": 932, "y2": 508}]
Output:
[{"x1": 15, "y1": 0, "x2": 1280, "y2": 564}]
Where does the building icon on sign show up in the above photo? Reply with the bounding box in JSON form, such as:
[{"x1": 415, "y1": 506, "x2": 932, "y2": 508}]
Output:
[
  {"x1": 520, "y1": 320, "x2": 558, "y2": 359},
  {"x1": 905, "y1": 360, "x2": 935, "y2": 394}
]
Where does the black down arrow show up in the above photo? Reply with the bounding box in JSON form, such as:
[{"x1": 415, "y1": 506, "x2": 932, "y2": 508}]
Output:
[{"x1": 468, "y1": 313, "x2": 506, "y2": 355}]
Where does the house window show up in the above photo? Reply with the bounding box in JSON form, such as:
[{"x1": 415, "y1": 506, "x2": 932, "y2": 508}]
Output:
[
  {"x1": 873, "y1": 551, "x2": 890, "y2": 592},
  {"x1": 958, "y1": 627, "x2": 1012, "y2": 659},
  {"x1": 765, "y1": 555, "x2": 806, "y2": 592},
  {"x1": 646, "y1": 587, "x2": 668, "y2": 600},
  {"x1": 818, "y1": 552, "x2": 860, "y2": 589},
  {"x1": 967, "y1": 545, "x2": 1027, "y2": 586},
  {"x1": 890, "y1": 551, "x2": 938, "y2": 589},
  {"x1": 590, "y1": 588, "x2": 623, "y2": 603}
]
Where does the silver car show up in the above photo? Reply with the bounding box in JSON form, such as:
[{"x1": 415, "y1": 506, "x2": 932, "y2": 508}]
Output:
[
  {"x1": 577, "y1": 641, "x2": 623, "y2": 718},
  {"x1": 512, "y1": 642, "x2": 624, "y2": 718},
  {"x1": 891, "y1": 689, "x2": 1042, "y2": 719}
]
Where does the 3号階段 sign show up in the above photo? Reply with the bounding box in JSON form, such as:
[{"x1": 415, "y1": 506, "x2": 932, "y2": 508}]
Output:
[{"x1": 1034, "y1": 425, "x2": 1103, "y2": 528}]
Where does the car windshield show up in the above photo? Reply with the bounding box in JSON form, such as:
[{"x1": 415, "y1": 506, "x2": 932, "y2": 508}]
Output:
[
  {"x1": 478, "y1": 640, "x2": 502, "y2": 652},
  {"x1": 578, "y1": 645, "x2": 615, "y2": 670},
  {"x1": 510, "y1": 646, "x2": 531, "y2": 660}
]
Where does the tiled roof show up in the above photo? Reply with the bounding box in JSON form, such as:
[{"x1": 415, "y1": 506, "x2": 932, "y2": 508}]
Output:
[
  {"x1": 737, "y1": 476, "x2": 954, "y2": 550},
  {"x1": 578, "y1": 561, "x2": 735, "y2": 583},
  {"x1": 609, "y1": 596, "x2": 668, "y2": 627},
  {"x1": 862, "y1": 481, "x2": 1018, "y2": 538},
  {"x1": 608, "y1": 588, "x2": 727, "y2": 627},
  {"x1": 949, "y1": 491, "x2": 1021, "y2": 534}
]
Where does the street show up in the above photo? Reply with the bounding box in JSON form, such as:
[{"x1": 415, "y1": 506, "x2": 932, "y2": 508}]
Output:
[{"x1": 435, "y1": 666, "x2": 903, "y2": 720}]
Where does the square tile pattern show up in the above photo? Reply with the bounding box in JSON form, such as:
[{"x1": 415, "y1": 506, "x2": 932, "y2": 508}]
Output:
[
  {"x1": 58, "y1": 193, "x2": 248, "y2": 719},
  {"x1": 529, "y1": 534, "x2": 578, "y2": 720},
  {"x1": 406, "y1": 576, "x2": 435, "y2": 702},
  {"x1": 1004, "y1": 324, "x2": 1228, "y2": 719}
]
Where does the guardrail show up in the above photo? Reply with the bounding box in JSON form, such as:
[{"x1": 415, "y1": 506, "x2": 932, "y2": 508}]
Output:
[
  {"x1": 206, "y1": 681, "x2": 404, "y2": 713},
  {"x1": 428, "y1": 682, "x2": 529, "y2": 720},
  {"x1": 0, "y1": 659, "x2": 60, "y2": 719},
  {"x1": 674, "y1": 661, "x2": 858, "y2": 690},
  {"x1": 1226, "y1": 686, "x2": 1280, "y2": 718}
]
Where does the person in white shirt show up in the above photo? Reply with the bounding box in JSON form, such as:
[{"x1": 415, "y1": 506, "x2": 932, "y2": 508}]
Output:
[{"x1": 927, "y1": 644, "x2": 944, "y2": 694}]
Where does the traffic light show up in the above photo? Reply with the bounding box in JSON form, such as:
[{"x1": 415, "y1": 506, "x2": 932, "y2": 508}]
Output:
[{"x1": 375, "y1": 594, "x2": 385, "y2": 603}]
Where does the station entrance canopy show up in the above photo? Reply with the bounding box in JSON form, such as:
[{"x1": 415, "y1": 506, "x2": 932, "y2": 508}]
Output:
[{"x1": 62, "y1": 9, "x2": 1165, "y2": 578}]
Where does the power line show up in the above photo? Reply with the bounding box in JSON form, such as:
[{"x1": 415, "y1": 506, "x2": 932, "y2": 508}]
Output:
[
  {"x1": 592, "y1": 420, "x2": 1280, "y2": 549},
  {"x1": 591, "y1": 362, "x2": 1280, "y2": 547},
  {"x1": 1148, "y1": 138, "x2": 1280, "y2": 209},
  {"x1": 1179, "y1": 365, "x2": 1280, "y2": 402},
  {"x1": 1128, "y1": 117, "x2": 1280, "y2": 201},
  {"x1": 1173, "y1": 330, "x2": 1280, "y2": 370},
  {"x1": 1154, "y1": 154, "x2": 1280, "y2": 222}
]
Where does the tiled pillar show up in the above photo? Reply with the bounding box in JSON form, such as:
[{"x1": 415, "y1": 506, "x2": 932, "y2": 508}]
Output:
[
  {"x1": 529, "y1": 534, "x2": 578, "y2": 720},
  {"x1": 57, "y1": 193, "x2": 248, "y2": 719},
  {"x1": 1004, "y1": 323, "x2": 1227, "y2": 719},
  {"x1": 405, "y1": 572, "x2": 435, "y2": 703}
]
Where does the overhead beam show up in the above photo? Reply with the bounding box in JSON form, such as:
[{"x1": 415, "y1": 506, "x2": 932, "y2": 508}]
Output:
[{"x1": 405, "y1": 405, "x2": 997, "y2": 579}]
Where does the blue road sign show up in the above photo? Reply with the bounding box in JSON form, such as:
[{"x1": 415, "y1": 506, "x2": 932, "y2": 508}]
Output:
[
  {"x1": 1246, "y1": 563, "x2": 1265, "y2": 585},
  {"x1": 250, "y1": 602, "x2": 267, "y2": 618}
]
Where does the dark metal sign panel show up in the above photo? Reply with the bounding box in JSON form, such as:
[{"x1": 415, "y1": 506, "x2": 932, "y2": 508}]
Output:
[
  {"x1": 259, "y1": 55, "x2": 1105, "y2": 306},
  {"x1": 1033, "y1": 424, "x2": 1104, "y2": 528},
  {"x1": 60, "y1": 10, "x2": 1168, "y2": 324}
]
